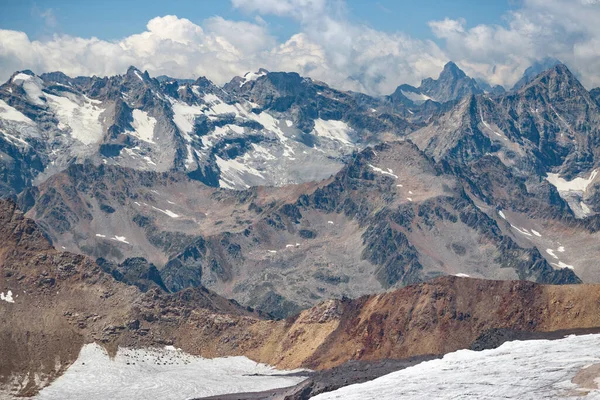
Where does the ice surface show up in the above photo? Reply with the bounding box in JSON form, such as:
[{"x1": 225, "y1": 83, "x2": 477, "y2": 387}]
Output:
[
  {"x1": 531, "y1": 229, "x2": 542, "y2": 237},
  {"x1": 498, "y1": 210, "x2": 506, "y2": 219},
  {"x1": 35, "y1": 344, "x2": 306, "y2": 400},
  {"x1": 314, "y1": 334, "x2": 600, "y2": 400}
]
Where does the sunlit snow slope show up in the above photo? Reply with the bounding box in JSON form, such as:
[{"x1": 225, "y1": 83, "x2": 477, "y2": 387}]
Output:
[
  {"x1": 34, "y1": 344, "x2": 307, "y2": 400},
  {"x1": 313, "y1": 334, "x2": 600, "y2": 400}
]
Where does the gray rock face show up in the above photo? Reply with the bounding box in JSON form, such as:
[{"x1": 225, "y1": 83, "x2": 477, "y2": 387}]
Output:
[
  {"x1": 591, "y1": 87, "x2": 600, "y2": 107},
  {"x1": 511, "y1": 57, "x2": 561, "y2": 91},
  {"x1": 419, "y1": 62, "x2": 484, "y2": 103}
]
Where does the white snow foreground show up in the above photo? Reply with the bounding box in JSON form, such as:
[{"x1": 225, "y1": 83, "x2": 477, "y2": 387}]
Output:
[
  {"x1": 313, "y1": 334, "x2": 600, "y2": 400},
  {"x1": 35, "y1": 344, "x2": 307, "y2": 400}
]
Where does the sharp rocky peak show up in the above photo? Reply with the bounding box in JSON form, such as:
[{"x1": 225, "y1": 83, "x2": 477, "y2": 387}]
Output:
[
  {"x1": 511, "y1": 57, "x2": 562, "y2": 91},
  {"x1": 418, "y1": 61, "x2": 483, "y2": 103},
  {"x1": 519, "y1": 63, "x2": 593, "y2": 102},
  {"x1": 125, "y1": 65, "x2": 150, "y2": 82},
  {"x1": 439, "y1": 61, "x2": 467, "y2": 80}
]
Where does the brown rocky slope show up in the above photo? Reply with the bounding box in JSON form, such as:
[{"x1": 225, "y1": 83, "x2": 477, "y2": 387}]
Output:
[{"x1": 2, "y1": 199, "x2": 600, "y2": 397}]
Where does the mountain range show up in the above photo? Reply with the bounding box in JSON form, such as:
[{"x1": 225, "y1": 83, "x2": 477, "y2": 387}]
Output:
[{"x1": 2, "y1": 59, "x2": 600, "y2": 397}]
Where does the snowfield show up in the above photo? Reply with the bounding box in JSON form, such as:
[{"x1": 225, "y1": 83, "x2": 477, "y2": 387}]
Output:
[
  {"x1": 35, "y1": 344, "x2": 307, "y2": 400},
  {"x1": 546, "y1": 170, "x2": 598, "y2": 194},
  {"x1": 313, "y1": 334, "x2": 600, "y2": 400},
  {"x1": 46, "y1": 92, "x2": 105, "y2": 145},
  {"x1": 312, "y1": 119, "x2": 353, "y2": 145},
  {"x1": 0, "y1": 99, "x2": 34, "y2": 124}
]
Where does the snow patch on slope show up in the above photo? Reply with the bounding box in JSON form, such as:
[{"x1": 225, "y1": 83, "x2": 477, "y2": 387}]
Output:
[
  {"x1": 134, "y1": 70, "x2": 144, "y2": 82},
  {"x1": 314, "y1": 334, "x2": 600, "y2": 400},
  {"x1": 12, "y1": 73, "x2": 46, "y2": 105},
  {"x1": 547, "y1": 170, "x2": 598, "y2": 193},
  {"x1": 552, "y1": 261, "x2": 575, "y2": 270},
  {"x1": 400, "y1": 90, "x2": 431, "y2": 103},
  {"x1": 151, "y1": 206, "x2": 179, "y2": 218},
  {"x1": 368, "y1": 164, "x2": 398, "y2": 179},
  {"x1": 46, "y1": 93, "x2": 104, "y2": 145},
  {"x1": 129, "y1": 110, "x2": 156, "y2": 143},
  {"x1": 216, "y1": 155, "x2": 265, "y2": 189},
  {"x1": 35, "y1": 343, "x2": 306, "y2": 400},
  {"x1": 170, "y1": 100, "x2": 202, "y2": 140},
  {"x1": 312, "y1": 119, "x2": 353, "y2": 145},
  {"x1": 1, "y1": 290, "x2": 14, "y2": 303},
  {"x1": 0, "y1": 100, "x2": 34, "y2": 124},
  {"x1": 546, "y1": 170, "x2": 598, "y2": 218},
  {"x1": 240, "y1": 70, "x2": 267, "y2": 86}
]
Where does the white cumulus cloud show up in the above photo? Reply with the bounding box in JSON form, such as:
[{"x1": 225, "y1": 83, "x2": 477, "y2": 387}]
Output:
[{"x1": 0, "y1": 0, "x2": 599, "y2": 95}]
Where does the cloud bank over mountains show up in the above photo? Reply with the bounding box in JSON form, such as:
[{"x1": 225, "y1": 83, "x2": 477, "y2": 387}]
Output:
[{"x1": 1, "y1": 0, "x2": 599, "y2": 95}]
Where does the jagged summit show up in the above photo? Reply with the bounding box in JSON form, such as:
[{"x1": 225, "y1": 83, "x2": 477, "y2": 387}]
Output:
[
  {"x1": 512, "y1": 57, "x2": 562, "y2": 91},
  {"x1": 125, "y1": 65, "x2": 151, "y2": 81},
  {"x1": 438, "y1": 61, "x2": 467, "y2": 79},
  {"x1": 419, "y1": 61, "x2": 483, "y2": 103},
  {"x1": 387, "y1": 61, "x2": 485, "y2": 105}
]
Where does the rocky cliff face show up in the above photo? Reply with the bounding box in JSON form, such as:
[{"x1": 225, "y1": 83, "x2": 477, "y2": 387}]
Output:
[{"x1": 511, "y1": 57, "x2": 561, "y2": 91}]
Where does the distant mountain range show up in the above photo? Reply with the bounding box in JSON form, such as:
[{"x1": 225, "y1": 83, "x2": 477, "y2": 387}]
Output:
[{"x1": 1, "y1": 60, "x2": 600, "y2": 321}]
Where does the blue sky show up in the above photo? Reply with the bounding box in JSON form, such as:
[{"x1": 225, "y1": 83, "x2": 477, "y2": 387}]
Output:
[{"x1": 1, "y1": 0, "x2": 516, "y2": 43}]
